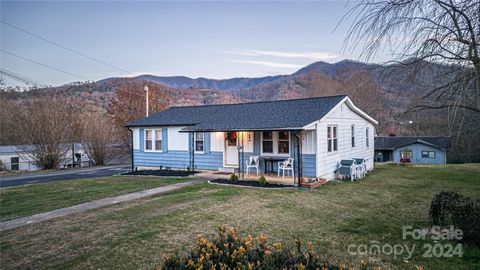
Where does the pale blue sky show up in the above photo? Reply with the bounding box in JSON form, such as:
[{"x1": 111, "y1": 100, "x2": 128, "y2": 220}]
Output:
[{"x1": 1, "y1": 1, "x2": 385, "y2": 87}]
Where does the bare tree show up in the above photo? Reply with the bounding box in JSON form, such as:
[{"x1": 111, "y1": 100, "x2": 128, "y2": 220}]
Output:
[
  {"x1": 9, "y1": 96, "x2": 78, "y2": 169},
  {"x1": 79, "y1": 111, "x2": 115, "y2": 166},
  {"x1": 343, "y1": 0, "x2": 479, "y2": 114},
  {"x1": 107, "y1": 80, "x2": 171, "y2": 148}
]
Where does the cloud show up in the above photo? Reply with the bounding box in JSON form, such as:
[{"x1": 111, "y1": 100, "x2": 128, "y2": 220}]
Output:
[
  {"x1": 229, "y1": 59, "x2": 303, "y2": 69},
  {"x1": 224, "y1": 49, "x2": 339, "y2": 60}
]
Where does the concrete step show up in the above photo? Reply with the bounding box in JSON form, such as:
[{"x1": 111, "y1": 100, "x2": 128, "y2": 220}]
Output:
[{"x1": 218, "y1": 167, "x2": 237, "y2": 173}]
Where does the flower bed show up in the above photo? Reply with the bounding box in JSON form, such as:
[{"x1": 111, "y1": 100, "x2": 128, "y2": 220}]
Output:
[
  {"x1": 122, "y1": 168, "x2": 195, "y2": 177},
  {"x1": 210, "y1": 178, "x2": 294, "y2": 189},
  {"x1": 301, "y1": 178, "x2": 327, "y2": 189}
]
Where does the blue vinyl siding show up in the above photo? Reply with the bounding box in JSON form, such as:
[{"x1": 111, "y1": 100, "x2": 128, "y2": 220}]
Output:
[
  {"x1": 302, "y1": 154, "x2": 316, "y2": 177},
  {"x1": 140, "y1": 128, "x2": 144, "y2": 152},
  {"x1": 393, "y1": 143, "x2": 446, "y2": 164},
  {"x1": 204, "y1": 132, "x2": 211, "y2": 154},
  {"x1": 162, "y1": 128, "x2": 168, "y2": 152},
  {"x1": 134, "y1": 150, "x2": 223, "y2": 170}
]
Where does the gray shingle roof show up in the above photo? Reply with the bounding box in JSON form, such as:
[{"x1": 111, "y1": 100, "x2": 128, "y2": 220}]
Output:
[
  {"x1": 374, "y1": 136, "x2": 450, "y2": 151},
  {"x1": 126, "y1": 95, "x2": 347, "y2": 131}
]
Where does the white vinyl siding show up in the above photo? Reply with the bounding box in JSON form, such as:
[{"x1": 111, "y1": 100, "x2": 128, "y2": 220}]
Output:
[
  {"x1": 316, "y1": 102, "x2": 375, "y2": 180},
  {"x1": 302, "y1": 130, "x2": 316, "y2": 154},
  {"x1": 168, "y1": 127, "x2": 188, "y2": 151}
]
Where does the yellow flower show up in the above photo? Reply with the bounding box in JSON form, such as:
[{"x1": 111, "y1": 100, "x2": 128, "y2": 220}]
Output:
[
  {"x1": 238, "y1": 246, "x2": 246, "y2": 255},
  {"x1": 257, "y1": 234, "x2": 268, "y2": 244},
  {"x1": 272, "y1": 242, "x2": 282, "y2": 251},
  {"x1": 296, "y1": 263, "x2": 305, "y2": 270},
  {"x1": 187, "y1": 259, "x2": 195, "y2": 267}
]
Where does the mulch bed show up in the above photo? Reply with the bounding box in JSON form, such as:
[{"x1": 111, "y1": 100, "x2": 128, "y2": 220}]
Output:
[
  {"x1": 122, "y1": 169, "x2": 196, "y2": 177},
  {"x1": 210, "y1": 178, "x2": 295, "y2": 189}
]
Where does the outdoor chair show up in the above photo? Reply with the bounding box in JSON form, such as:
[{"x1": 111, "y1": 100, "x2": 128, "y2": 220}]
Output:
[
  {"x1": 278, "y1": 158, "x2": 294, "y2": 178},
  {"x1": 245, "y1": 155, "x2": 260, "y2": 175},
  {"x1": 335, "y1": 159, "x2": 357, "y2": 181},
  {"x1": 353, "y1": 158, "x2": 367, "y2": 179}
]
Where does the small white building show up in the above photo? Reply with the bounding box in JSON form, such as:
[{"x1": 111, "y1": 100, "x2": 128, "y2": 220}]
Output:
[
  {"x1": 0, "y1": 144, "x2": 90, "y2": 172},
  {"x1": 126, "y1": 95, "x2": 378, "y2": 183}
]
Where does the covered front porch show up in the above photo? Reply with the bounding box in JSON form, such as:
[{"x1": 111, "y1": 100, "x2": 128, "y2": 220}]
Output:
[{"x1": 185, "y1": 129, "x2": 308, "y2": 185}]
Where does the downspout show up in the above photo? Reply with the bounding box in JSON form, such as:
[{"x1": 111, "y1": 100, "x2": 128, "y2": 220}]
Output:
[{"x1": 295, "y1": 132, "x2": 303, "y2": 186}]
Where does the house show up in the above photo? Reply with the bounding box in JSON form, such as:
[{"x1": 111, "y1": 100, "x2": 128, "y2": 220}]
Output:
[
  {"x1": 126, "y1": 95, "x2": 378, "y2": 183},
  {"x1": 0, "y1": 144, "x2": 90, "y2": 171},
  {"x1": 374, "y1": 136, "x2": 450, "y2": 164}
]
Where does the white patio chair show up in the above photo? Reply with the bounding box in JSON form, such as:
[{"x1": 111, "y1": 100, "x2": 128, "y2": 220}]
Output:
[
  {"x1": 278, "y1": 158, "x2": 294, "y2": 178},
  {"x1": 353, "y1": 158, "x2": 366, "y2": 179},
  {"x1": 245, "y1": 155, "x2": 259, "y2": 175}
]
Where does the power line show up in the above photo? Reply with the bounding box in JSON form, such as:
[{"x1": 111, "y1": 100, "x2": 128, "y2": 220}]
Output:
[
  {"x1": 1, "y1": 20, "x2": 131, "y2": 74},
  {"x1": 1, "y1": 49, "x2": 89, "y2": 81},
  {"x1": 0, "y1": 68, "x2": 46, "y2": 87}
]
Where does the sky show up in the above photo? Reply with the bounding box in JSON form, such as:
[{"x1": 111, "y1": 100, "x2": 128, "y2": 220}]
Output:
[{"x1": 1, "y1": 1, "x2": 386, "y2": 87}]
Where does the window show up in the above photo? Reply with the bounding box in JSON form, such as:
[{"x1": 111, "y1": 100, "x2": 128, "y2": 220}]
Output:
[
  {"x1": 145, "y1": 129, "x2": 162, "y2": 151},
  {"x1": 278, "y1": 131, "x2": 289, "y2": 154},
  {"x1": 10, "y1": 157, "x2": 19, "y2": 171},
  {"x1": 145, "y1": 130, "x2": 153, "y2": 150},
  {"x1": 422, "y1": 151, "x2": 435, "y2": 158},
  {"x1": 351, "y1": 125, "x2": 355, "y2": 148},
  {"x1": 327, "y1": 125, "x2": 338, "y2": 152},
  {"x1": 262, "y1": 131, "x2": 273, "y2": 153},
  {"x1": 366, "y1": 127, "x2": 370, "y2": 147},
  {"x1": 155, "y1": 130, "x2": 162, "y2": 151},
  {"x1": 195, "y1": 132, "x2": 204, "y2": 152}
]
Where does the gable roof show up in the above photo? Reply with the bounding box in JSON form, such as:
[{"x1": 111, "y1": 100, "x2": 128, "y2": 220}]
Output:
[
  {"x1": 126, "y1": 95, "x2": 356, "y2": 131},
  {"x1": 374, "y1": 136, "x2": 450, "y2": 151}
]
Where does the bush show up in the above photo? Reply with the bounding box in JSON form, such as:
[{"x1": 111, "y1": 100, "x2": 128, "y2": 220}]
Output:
[
  {"x1": 0, "y1": 160, "x2": 6, "y2": 171},
  {"x1": 229, "y1": 173, "x2": 239, "y2": 182},
  {"x1": 429, "y1": 191, "x2": 480, "y2": 246},
  {"x1": 258, "y1": 174, "x2": 267, "y2": 186},
  {"x1": 162, "y1": 225, "x2": 381, "y2": 270}
]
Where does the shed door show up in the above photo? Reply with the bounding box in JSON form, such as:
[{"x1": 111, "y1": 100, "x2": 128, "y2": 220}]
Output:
[{"x1": 224, "y1": 132, "x2": 238, "y2": 166}]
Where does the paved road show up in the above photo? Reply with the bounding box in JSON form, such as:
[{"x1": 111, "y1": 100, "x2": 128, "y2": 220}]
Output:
[{"x1": 0, "y1": 165, "x2": 131, "y2": 188}]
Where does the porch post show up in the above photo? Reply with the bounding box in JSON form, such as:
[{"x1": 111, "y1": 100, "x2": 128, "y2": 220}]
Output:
[{"x1": 189, "y1": 132, "x2": 195, "y2": 172}]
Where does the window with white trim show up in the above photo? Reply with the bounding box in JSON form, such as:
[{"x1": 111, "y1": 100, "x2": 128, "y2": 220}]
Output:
[
  {"x1": 327, "y1": 125, "x2": 338, "y2": 152},
  {"x1": 145, "y1": 129, "x2": 153, "y2": 150},
  {"x1": 351, "y1": 125, "x2": 355, "y2": 148},
  {"x1": 366, "y1": 127, "x2": 370, "y2": 147},
  {"x1": 262, "y1": 131, "x2": 273, "y2": 154},
  {"x1": 145, "y1": 129, "x2": 162, "y2": 151},
  {"x1": 195, "y1": 132, "x2": 204, "y2": 152},
  {"x1": 278, "y1": 131, "x2": 289, "y2": 154},
  {"x1": 422, "y1": 151, "x2": 435, "y2": 158}
]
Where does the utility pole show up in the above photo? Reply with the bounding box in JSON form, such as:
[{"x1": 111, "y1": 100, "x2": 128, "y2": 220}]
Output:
[{"x1": 144, "y1": 85, "x2": 149, "y2": 117}]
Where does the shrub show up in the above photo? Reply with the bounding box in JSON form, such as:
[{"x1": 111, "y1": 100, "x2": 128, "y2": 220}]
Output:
[
  {"x1": 229, "y1": 173, "x2": 239, "y2": 182},
  {"x1": 162, "y1": 225, "x2": 381, "y2": 270},
  {"x1": 0, "y1": 160, "x2": 6, "y2": 171},
  {"x1": 429, "y1": 191, "x2": 480, "y2": 246},
  {"x1": 258, "y1": 174, "x2": 267, "y2": 186}
]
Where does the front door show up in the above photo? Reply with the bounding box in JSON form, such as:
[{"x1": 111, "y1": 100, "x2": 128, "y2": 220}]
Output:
[{"x1": 225, "y1": 132, "x2": 238, "y2": 166}]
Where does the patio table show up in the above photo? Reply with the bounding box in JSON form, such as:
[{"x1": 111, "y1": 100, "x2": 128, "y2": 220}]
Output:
[{"x1": 260, "y1": 156, "x2": 287, "y2": 175}]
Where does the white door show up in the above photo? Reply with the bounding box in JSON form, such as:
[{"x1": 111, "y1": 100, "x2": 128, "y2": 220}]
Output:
[{"x1": 225, "y1": 132, "x2": 238, "y2": 166}]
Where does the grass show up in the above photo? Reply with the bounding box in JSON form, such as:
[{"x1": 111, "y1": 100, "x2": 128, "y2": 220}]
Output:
[
  {"x1": 0, "y1": 176, "x2": 190, "y2": 222},
  {"x1": 1, "y1": 164, "x2": 479, "y2": 269}
]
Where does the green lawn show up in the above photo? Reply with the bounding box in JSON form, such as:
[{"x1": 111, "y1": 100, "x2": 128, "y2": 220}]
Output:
[
  {"x1": 1, "y1": 164, "x2": 479, "y2": 269},
  {"x1": 0, "y1": 176, "x2": 189, "y2": 222}
]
